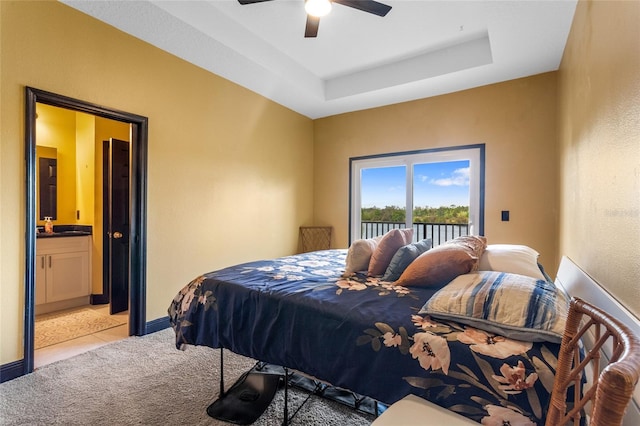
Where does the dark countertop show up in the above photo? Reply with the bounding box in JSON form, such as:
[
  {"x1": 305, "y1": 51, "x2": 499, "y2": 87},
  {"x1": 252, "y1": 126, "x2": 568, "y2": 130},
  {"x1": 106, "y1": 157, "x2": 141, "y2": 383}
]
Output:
[{"x1": 36, "y1": 224, "x2": 92, "y2": 238}]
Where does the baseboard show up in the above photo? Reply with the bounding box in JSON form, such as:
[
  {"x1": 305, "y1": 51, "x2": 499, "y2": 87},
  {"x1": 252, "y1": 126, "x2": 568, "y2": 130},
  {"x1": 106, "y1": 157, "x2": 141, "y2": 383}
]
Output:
[
  {"x1": 90, "y1": 293, "x2": 109, "y2": 305},
  {"x1": 35, "y1": 296, "x2": 90, "y2": 315},
  {"x1": 146, "y1": 316, "x2": 170, "y2": 334},
  {"x1": 0, "y1": 360, "x2": 25, "y2": 383}
]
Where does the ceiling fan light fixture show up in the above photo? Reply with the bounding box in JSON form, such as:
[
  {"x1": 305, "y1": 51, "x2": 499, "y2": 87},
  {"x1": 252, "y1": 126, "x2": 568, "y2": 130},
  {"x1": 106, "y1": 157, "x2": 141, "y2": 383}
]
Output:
[{"x1": 305, "y1": 0, "x2": 332, "y2": 17}]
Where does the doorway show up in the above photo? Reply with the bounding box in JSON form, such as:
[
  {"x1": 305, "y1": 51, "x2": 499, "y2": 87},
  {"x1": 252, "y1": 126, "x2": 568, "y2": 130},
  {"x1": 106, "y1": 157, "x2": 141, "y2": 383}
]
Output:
[{"x1": 24, "y1": 87, "x2": 148, "y2": 374}]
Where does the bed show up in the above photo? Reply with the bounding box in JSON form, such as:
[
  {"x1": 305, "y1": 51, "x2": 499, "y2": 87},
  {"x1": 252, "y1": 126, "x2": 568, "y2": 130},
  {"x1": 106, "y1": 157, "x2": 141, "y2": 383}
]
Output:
[{"x1": 169, "y1": 234, "x2": 573, "y2": 425}]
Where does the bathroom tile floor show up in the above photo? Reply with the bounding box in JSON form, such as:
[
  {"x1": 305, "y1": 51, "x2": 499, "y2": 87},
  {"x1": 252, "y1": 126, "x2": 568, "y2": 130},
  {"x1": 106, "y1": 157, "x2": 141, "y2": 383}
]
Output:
[{"x1": 34, "y1": 305, "x2": 129, "y2": 369}]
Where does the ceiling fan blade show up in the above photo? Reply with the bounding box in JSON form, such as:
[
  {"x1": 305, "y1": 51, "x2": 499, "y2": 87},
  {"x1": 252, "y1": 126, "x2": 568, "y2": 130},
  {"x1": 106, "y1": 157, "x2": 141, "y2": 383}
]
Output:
[
  {"x1": 237, "y1": 0, "x2": 273, "y2": 5},
  {"x1": 305, "y1": 15, "x2": 320, "y2": 38},
  {"x1": 333, "y1": 0, "x2": 392, "y2": 17}
]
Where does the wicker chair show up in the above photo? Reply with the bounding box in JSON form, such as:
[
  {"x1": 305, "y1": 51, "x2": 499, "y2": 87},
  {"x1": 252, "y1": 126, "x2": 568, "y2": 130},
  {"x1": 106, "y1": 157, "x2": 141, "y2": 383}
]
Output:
[
  {"x1": 545, "y1": 297, "x2": 640, "y2": 426},
  {"x1": 299, "y1": 226, "x2": 332, "y2": 253}
]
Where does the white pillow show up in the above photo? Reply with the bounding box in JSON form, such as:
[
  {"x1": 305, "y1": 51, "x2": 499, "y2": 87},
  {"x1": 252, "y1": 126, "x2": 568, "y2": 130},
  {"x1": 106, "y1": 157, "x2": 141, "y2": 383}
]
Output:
[
  {"x1": 343, "y1": 237, "x2": 380, "y2": 276},
  {"x1": 478, "y1": 244, "x2": 546, "y2": 281}
]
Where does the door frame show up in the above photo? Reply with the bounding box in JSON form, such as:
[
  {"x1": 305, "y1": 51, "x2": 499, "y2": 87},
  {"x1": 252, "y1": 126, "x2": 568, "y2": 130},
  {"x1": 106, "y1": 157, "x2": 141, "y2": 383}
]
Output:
[{"x1": 24, "y1": 87, "x2": 148, "y2": 374}]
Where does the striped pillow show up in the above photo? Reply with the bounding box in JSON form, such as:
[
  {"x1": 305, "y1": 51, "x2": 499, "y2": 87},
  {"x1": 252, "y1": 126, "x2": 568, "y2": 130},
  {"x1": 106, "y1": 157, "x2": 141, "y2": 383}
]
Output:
[{"x1": 420, "y1": 271, "x2": 569, "y2": 343}]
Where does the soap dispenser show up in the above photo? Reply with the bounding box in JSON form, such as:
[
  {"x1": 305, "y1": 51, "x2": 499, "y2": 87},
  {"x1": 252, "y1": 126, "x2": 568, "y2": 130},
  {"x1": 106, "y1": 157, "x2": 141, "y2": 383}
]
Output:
[{"x1": 44, "y1": 217, "x2": 53, "y2": 234}]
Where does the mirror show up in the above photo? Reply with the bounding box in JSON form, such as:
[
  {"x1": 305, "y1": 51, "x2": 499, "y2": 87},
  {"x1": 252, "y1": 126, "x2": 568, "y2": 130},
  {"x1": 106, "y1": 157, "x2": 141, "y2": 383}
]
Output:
[{"x1": 37, "y1": 146, "x2": 57, "y2": 220}]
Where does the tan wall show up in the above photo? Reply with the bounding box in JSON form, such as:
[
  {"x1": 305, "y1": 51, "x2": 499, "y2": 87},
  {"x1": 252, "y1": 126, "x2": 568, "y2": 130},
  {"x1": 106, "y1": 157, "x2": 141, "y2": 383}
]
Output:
[
  {"x1": 0, "y1": 1, "x2": 313, "y2": 364},
  {"x1": 314, "y1": 73, "x2": 559, "y2": 274},
  {"x1": 34, "y1": 104, "x2": 77, "y2": 224},
  {"x1": 557, "y1": 0, "x2": 640, "y2": 317},
  {"x1": 75, "y1": 111, "x2": 95, "y2": 227}
]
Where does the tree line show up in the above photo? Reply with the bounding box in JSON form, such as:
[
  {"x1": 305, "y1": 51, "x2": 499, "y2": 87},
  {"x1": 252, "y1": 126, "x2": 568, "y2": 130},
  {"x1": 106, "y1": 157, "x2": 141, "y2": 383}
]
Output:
[{"x1": 361, "y1": 205, "x2": 469, "y2": 224}]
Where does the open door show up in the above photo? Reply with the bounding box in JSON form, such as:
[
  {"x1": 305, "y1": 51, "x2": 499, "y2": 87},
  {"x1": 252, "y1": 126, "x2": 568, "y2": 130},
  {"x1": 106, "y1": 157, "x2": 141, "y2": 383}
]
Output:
[{"x1": 103, "y1": 138, "x2": 130, "y2": 315}]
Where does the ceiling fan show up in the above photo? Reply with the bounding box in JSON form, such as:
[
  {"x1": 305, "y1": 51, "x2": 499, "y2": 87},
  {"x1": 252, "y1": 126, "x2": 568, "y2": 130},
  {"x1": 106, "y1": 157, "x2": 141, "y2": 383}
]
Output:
[{"x1": 237, "y1": 0, "x2": 392, "y2": 38}]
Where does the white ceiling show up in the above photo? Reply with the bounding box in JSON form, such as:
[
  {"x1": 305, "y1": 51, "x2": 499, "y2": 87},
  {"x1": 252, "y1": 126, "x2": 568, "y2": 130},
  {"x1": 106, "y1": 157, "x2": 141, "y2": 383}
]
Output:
[{"x1": 61, "y1": 0, "x2": 578, "y2": 119}]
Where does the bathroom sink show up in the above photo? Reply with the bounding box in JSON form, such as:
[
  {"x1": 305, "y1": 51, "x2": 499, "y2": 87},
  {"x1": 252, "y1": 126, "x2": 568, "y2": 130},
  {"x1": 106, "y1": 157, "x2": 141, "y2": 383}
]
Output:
[{"x1": 36, "y1": 226, "x2": 92, "y2": 238}]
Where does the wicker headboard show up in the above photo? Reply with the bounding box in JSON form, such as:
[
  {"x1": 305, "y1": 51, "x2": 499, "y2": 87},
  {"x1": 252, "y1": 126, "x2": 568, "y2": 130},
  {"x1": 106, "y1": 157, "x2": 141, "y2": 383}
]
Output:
[{"x1": 555, "y1": 256, "x2": 640, "y2": 426}]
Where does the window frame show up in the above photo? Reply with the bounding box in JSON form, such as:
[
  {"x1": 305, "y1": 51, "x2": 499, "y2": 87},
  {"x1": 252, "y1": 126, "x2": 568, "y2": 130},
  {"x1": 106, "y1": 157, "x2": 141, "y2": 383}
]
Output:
[{"x1": 349, "y1": 144, "x2": 485, "y2": 244}]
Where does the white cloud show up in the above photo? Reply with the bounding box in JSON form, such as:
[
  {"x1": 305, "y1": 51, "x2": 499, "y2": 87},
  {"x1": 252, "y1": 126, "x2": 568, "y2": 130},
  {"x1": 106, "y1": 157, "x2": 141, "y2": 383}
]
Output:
[{"x1": 430, "y1": 167, "x2": 470, "y2": 187}]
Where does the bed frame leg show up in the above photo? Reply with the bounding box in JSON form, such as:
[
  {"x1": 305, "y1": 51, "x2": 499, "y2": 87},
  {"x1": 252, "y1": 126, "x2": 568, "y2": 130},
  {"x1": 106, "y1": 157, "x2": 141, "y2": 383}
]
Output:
[
  {"x1": 282, "y1": 367, "x2": 289, "y2": 426},
  {"x1": 219, "y1": 348, "x2": 225, "y2": 397}
]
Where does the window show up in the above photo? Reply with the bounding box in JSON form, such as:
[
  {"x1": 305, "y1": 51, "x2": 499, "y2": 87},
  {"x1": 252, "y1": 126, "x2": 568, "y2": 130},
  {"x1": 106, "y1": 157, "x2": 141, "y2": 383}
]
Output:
[{"x1": 350, "y1": 145, "x2": 484, "y2": 246}]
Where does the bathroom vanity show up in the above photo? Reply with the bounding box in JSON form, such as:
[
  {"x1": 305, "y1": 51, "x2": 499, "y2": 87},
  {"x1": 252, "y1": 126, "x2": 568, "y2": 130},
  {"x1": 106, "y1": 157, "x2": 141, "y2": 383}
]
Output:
[{"x1": 36, "y1": 231, "x2": 91, "y2": 315}]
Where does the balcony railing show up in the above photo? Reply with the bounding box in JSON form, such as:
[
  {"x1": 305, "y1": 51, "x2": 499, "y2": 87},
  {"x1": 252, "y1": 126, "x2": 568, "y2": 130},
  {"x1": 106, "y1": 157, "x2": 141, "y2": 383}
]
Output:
[{"x1": 361, "y1": 221, "x2": 469, "y2": 248}]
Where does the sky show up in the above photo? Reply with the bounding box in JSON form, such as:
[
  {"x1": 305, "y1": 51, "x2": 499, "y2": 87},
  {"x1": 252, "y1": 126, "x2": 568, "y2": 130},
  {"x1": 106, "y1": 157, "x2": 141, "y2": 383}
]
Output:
[{"x1": 361, "y1": 160, "x2": 470, "y2": 208}]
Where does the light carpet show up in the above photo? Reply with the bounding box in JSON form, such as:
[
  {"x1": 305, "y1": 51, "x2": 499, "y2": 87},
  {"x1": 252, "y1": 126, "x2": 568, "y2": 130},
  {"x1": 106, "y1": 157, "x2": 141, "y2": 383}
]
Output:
[{"x1": 0, "y1": 328, "x2": 375, "y2": 425}]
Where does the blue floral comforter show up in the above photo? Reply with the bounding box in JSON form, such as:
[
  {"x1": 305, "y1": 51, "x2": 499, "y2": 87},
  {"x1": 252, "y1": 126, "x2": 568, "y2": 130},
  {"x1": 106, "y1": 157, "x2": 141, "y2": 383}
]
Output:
[{"x1": 168, "y1": 249, "x2": 559, "y2": 425}]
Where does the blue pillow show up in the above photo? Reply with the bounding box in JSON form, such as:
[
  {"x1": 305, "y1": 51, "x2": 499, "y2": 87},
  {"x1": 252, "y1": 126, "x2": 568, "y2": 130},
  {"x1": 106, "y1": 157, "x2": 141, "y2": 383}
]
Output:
[{"x1": 381, "y1": 239, "x2": 432, "y2": 282}]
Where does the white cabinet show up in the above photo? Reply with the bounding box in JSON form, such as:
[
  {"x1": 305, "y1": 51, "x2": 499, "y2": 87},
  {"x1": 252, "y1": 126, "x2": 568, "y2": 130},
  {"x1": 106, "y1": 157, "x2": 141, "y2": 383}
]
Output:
[
  {"x1": 35, "y1": 255, "x2": 47, "y2": 305},
  {"x1": 36, "y1": 236, "x2": 91, "y2": 311}
]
